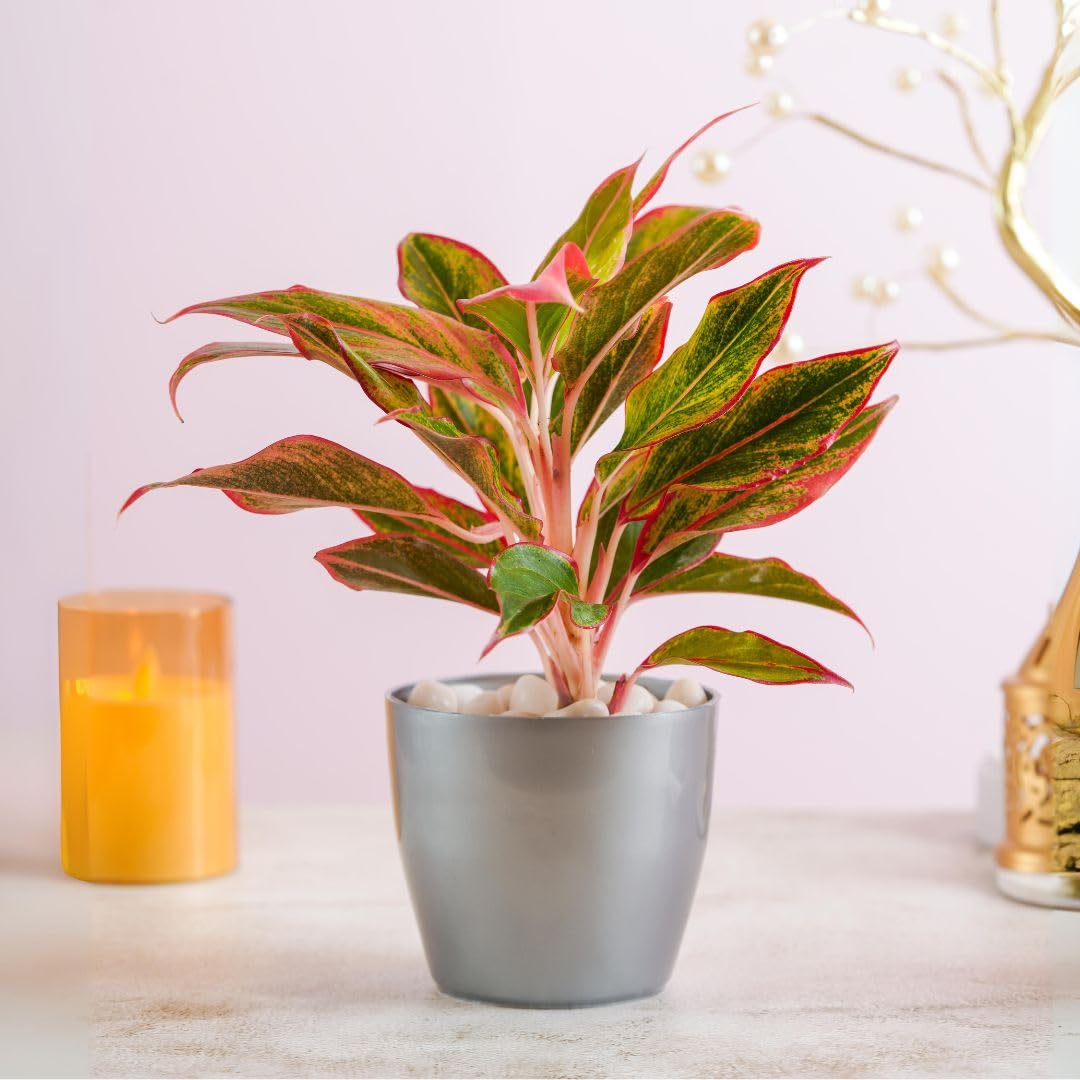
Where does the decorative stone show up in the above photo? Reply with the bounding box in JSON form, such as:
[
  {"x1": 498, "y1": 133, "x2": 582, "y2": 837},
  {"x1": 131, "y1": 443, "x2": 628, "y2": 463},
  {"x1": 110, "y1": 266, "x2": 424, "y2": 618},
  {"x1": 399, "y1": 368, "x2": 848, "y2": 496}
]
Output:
[
  {"x1": 496, "y1": 683, "x2": 514, "y2": 709},
  {"x1": 616, "y1": 684, "x2": 657, "y2": 716},
  {"x1": 548, "y1": 698, "x2": 610, "y2": 718},
  {"x1": 654, "y1": 698, "x2": 688, "y2": 713},
  {"x1": 460, "y1": 690, "x2": 503, "y2": 715},
  {"x1": 407, "y1": 680, "x2": 458, "y2": 712},
  {"x1": 454, "y1": 683, "x2": 483, "y2": 710},
  {"x1": 509, "y1": 674, "x2": 559, "y2": 717},
  {"x1": 596, "y1": 680, "x2": 615, "y2": 704},
  {"x1": 666, "y1": 677, "x2": 707, "y2": 708}
]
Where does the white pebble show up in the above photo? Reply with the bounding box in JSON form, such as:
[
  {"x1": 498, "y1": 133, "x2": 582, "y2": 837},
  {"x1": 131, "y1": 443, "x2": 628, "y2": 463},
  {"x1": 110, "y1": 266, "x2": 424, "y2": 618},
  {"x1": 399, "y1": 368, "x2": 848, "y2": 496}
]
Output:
[
  {"x1": 666, "y1": 677, "x2": 707, "y2": 708},
  {"x1": 510, "y1": 674, "x2": 559, "y2": 717},
  {"x1": 496, "y1": 683, "x2": 514, "y2": 709},
  {"x1": 615, "y1": 684, "x2": 657, "y2": 716},
  {"x1": 547, "y1": 698, "x2": 610, "y2": 718},
  {"x1": 461, "y1": 689, "x2": 502, "y2": 715},
  {"x1": 596, "y1": 680, "x2": 615, "y2": 704},
  {"x1": 454, "y1": 682, "x2": 483, "y2": 709},
  {"x1": 407, "y1": 680, "x2": 458, "y2": 712},
  {"x1": 654, "y1": 698, "x2": 688, "y2": 713}
]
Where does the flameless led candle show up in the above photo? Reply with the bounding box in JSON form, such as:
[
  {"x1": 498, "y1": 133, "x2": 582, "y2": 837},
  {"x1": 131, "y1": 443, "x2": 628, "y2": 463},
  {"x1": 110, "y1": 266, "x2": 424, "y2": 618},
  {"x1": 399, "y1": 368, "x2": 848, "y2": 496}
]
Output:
[{"x1": 58, "y1": 590, "x2": 235, "y2": 883}]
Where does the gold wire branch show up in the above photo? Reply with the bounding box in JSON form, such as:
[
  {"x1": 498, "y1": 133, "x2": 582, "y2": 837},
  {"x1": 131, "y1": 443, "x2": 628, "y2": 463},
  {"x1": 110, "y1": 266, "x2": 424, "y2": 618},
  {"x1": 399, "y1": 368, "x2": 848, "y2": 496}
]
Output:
[{"x1": 731, "y1": 1, "x2": 1080, "y2": 350}]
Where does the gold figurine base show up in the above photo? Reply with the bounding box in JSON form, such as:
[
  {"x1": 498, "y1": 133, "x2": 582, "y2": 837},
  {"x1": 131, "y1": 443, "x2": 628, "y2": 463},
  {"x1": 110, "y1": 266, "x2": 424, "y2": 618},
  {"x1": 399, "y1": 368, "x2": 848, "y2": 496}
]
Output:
[{"x1": 995, "y1": 553, "x2": 1080, "y2": 907}]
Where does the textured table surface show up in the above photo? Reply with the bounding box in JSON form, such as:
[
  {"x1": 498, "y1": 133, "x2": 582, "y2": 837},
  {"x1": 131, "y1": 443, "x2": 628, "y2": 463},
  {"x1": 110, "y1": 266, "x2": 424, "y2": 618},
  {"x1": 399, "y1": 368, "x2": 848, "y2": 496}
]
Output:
[{"x1": 70, "y1": 807, "x2": 1077, "y2": 1077}]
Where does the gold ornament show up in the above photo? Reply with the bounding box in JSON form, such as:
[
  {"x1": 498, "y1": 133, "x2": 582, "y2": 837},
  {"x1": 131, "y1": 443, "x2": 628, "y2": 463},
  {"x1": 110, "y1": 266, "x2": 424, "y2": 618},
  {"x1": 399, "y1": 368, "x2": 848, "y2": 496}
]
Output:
[{"x1": 941, "y1": 12, "x2": 967, "y2": 38}]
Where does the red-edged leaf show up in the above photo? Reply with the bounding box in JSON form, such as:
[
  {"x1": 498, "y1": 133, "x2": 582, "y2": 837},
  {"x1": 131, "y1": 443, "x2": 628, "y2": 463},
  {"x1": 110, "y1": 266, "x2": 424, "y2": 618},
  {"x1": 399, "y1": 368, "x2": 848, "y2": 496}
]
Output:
[
  {"x1": 537, "y1": 162, "x2": 638, "y2": 280},
  {"x1": 169, "y1": 286, "x2": 525, "y2": 414},
  {"x1": 120, "y1": 435, "x2": 471, "y2": 529},
  {"x1": 169, "y1": 340, "x2": 302, "y2": 421},
  {"x1": 634, "y1": 552, "x2": 865, "y2": 631},
  {"x1": 393, "y1": 408, "x2": 542, "y2": 540},
  {"x1": 636, "y1": 397, "x2": 896, "y2": 561},
  {"x1": 617, "y1": 260, "x2": 821, "y2": 451},
  {"x1": 316, "y1": 534, "x2": 498, "y2": 612},
  {"x1": 633, "y1": 108, "x2": 752, "y2": 214},
  {"x1": 639, "y1": 625, "x2": 850, "y2": 687},
  {"x1": 358, "y1": 486, "x2": 504, "y2": 569},
  {"x1": 555, "y1": 208, "x2": 759, "y2": 391},
  {"x1": 461, "y1": 243, "x2": 595, "y2": 358},
  {"x1": 568, "y1": 300, "x2": 671, "y2": 454},
  {"x1": 625, "y1": 206, "x2": 704, "y2": 264},
  {"x1": 281, "y1": 315, "x2": 539, "y2": 535},
  {"x1": 430, "y1": 385, "x2": 527, "y2": 501},
  {"x1": 628, "y1": 343, "x2": 898, "y2": 512},
  {"x1": 396, "y1": 233, "x2": 507, "y2": 330}
]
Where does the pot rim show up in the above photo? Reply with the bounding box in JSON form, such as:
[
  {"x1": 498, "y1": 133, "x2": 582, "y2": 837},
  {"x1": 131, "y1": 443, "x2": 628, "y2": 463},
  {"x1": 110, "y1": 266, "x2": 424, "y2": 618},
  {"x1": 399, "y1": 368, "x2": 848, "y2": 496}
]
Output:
[{"x1": 386, "y1": 671, "x2": 717, "y2": 719}]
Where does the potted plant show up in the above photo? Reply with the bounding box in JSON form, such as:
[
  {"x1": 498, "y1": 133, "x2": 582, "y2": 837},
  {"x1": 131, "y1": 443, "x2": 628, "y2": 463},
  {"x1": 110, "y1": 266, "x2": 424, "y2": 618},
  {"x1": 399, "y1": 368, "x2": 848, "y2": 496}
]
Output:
[{"x1": 125, "y1": 113, "x2": 896, "y2": 1008}]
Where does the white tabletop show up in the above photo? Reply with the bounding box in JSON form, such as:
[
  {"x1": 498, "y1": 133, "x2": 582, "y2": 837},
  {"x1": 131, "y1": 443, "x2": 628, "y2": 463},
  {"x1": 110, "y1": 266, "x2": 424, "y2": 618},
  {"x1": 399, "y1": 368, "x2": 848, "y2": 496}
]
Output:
[{"x1": 76, "y1": 806, "x2": 1071, "y2": 1077}]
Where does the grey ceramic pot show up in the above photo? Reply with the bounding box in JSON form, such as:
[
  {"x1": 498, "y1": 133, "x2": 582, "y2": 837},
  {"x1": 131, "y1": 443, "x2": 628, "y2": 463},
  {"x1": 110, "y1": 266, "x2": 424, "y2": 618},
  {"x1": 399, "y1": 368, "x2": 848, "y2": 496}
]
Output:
[{"x1": 386, "y1": 673, "x2": 717, "y2": 1008}]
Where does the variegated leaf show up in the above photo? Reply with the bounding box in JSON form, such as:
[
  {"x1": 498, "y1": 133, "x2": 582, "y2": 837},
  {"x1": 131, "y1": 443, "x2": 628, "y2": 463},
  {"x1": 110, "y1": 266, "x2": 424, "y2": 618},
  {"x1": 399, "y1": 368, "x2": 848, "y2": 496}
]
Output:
[
  {"x1": 633, "y1": 108, "x2": 752, "y2": 214},
  {"x1": 634, "y1": 552, "x2": 863, "y2": 628},
  {"x1": 617, "y1": 260, "x2": 820, "y2": 451},
  {"x1": 461, "y1": 243, "x2": 595, "y2": 358},
  {"x1": 316, "y1": 534, "x2": 498, "y2": 612},
  {"x1": 487, "y1": 543, "x2": 607, "y2": 649},
  {"x1": 568, "y1": 300, "x2": 671, "y2": 454},
  {"x1": 358, "y1": 486, "x2": 503, "y2": 568},
  {"x1": 537, "y1": 162, "x2": 638, "y2": 280},
  {"x1": 555, "y1": 208, "x2": 759, "y2": 391},
  {"x1": 170, "y1": 286, "x2": 525, "y2": 414},
  {"x1": 640, "y1": 625, "x2": 850, "y2": 687},
  {"x1": 169, "y1": 340, "x2": 302, "y2": 420},
  {"x1": 396, "y1": 233, "x2": 507, "y2": 330},
  {"x1": 430, "y1": 385, "x2": 526, "y2": 501},
  {"x1": 636, "y1": 397, "x2": 896, "y2": 561},
  {"x1": 120, "y1": 435, "x2": 460, "y2": 527},
  {"x1": 282, "y1": 315, "x2": 539, "y2": 536},
  {"x1": 628, "y1": 343, "x2": 897, "y2": 512}
]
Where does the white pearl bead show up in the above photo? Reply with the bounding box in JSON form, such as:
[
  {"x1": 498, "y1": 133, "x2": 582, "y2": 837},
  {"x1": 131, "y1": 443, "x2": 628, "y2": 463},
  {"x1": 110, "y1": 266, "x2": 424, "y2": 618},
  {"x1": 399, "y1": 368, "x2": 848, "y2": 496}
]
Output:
[
  {"x1": 778, "y1": 330, "x2": 805, "y2": 359},
  {"x1": 407, "y1": 680, "x2": 458, "y2": 712},
  {"x1": 747, "y1": 17, "x2": 787, "y2": 53},
  {"x1": 745, "y1": 51, "x2": 775, "y2": 76},
  {"x1": 547, "y1": 698, "x2": 610, "y2": 718},
  {"x1": 930, "y1": 245, "x2": 961, "y2": 273},
  {"x1": 875, "y1": 279, "x2": 901, "y2": 304},
  {"x1": 858, "y1": 0, "x2": 891, "y2": 16},
  {"x1": 941, "y1": 12, "x2": 967, "y2": 37},
  {"x1": 896, "y1": 66, "x2": 923, "y2": 91},
  {"x1": 692, "y1": 149, "x2": 731, "y2": 183},
  {"x1": 461, "y1": 689, "x2": 503, "y2": 715},
  {"x1": 765, "y1": 90, "x2": 795, "y2": 118},
  {"x1": 666, "y1": 677, "x2": 708, "y2": 708},
  {"x1": 853, "y1": 273, "x2": 879, "y2": 300},
  {"x1": 654, "y1": 698, "x2": 689, "y2": 713},
  {"x1": 509, "y1": 674, "x2": 559, "y2": 716},
  {"x1": 895, "y1": 205, "x2": 924, "y2": 232},
  {"x1": 615, "y1": 684, "x2": 658, "y2": 716}
]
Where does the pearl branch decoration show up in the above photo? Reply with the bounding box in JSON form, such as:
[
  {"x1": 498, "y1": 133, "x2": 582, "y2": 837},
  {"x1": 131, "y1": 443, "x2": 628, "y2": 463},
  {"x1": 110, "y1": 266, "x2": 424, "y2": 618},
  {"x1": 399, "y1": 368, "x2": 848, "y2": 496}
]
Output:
[{"x1": 698, "y1": 2, "x2": 1080, "y2": 353}]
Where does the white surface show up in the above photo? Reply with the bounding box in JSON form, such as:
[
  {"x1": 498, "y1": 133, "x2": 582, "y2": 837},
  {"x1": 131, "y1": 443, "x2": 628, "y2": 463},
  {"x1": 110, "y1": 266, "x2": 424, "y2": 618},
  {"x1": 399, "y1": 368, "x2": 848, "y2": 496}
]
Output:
[
  {"x1": 3, "y1": 1, "x2": 1080, "y2": 815},
  {"x1": 76, "y1": 806, "x2": 1068, "y2": 1078}
]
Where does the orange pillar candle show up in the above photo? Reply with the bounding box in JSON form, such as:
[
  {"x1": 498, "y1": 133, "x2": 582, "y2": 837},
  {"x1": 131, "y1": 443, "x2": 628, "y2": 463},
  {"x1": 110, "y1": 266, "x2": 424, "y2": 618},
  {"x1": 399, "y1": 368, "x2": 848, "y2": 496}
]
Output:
[{"x1": 58, "y1": 590, "x2": 236, "y2": 883}]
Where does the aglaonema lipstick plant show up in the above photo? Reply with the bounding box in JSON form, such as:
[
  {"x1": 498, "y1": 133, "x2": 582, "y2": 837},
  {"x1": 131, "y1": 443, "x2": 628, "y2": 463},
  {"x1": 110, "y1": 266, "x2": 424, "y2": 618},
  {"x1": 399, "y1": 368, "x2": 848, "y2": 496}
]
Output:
[{"x1": 124, "y1": 113, "x2": 897, "y2": 713}]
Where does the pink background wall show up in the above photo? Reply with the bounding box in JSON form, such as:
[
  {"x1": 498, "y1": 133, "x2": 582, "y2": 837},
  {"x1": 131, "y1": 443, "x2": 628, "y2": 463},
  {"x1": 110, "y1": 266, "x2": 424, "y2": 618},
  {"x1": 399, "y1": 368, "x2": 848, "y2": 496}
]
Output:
[{"x1": 4, "y1": 0, "x2": 1078, "y2": 818}]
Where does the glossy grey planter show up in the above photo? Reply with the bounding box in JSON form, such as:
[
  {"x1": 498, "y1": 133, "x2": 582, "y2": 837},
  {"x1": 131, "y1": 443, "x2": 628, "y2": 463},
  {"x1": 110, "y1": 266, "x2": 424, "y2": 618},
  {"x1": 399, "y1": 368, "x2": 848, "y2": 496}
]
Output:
[{"x1": 386, "y1": 673, "x2": 716, "y2": 1008}]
